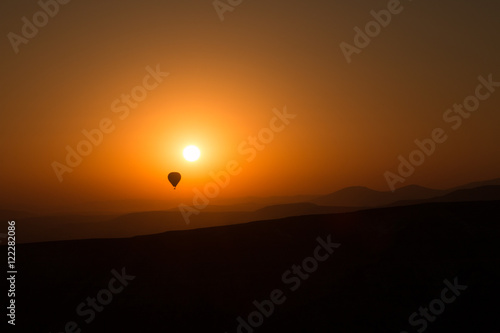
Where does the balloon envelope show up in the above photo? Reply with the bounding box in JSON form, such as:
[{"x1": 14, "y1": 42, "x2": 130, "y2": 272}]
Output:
[{"x1": 168, "y1": 172, "x2": 181, "y2": 189}]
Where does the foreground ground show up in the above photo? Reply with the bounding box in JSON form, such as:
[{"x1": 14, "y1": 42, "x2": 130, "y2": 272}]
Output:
[{"x1": 6, "y1": 201, "x2": 500, "y2": 332}]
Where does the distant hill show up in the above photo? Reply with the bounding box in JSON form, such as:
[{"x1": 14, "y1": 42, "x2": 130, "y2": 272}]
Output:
[
  {"x1": 208, "y1": 194, "x2": 320, "y2": 207},
  {"x1": 313, "y1": 178, "x2": 500, "y2": 207},
  {"x1": 5, "y1": 178, "x2": 500, "y2": 215},
  {"x1": 14, "y1": 203, "x2": 361, "y2": 244},
  {"x1": 71, "y1": 195, "x2": 320, "y2": 214},
  {"x1": 251, "y1": 202, "x2": 359, "y2": 220},
  {"x1": 13, "y1": 178, "x2": 500, "y2": 244}
]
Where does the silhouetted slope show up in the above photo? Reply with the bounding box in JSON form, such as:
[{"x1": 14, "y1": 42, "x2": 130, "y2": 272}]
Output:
[
  {"x1": 449, "y1": 177, "x2": 500, "y2": 191},
  {"x1": 12, "y1": 201, "x2": 500, "y2": 332},
  {"x1": 390, "y1": 185, "x2": 500, "y2": 207},
  {"x1": 251, "y1": 202, "x2": 359, "y2": 220},
  {"x1": 433, "y1": 185, "x2": 500, "y2": 202},
  {"x1": 313, "y1": 185, "x2": 444, "y2": 207},
  {"x1": 15, "y1": 203, "x2": 362, "y2": 243},
  {"x1": 313, "y1": 178, "x2": 500, "y2": 207},
  {"x1": 53, "y1": 195, "x2": 320, "y2": 214}
]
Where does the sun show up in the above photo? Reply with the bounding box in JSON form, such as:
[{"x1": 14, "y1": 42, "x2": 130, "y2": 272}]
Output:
[{"x1": 183, "y1": 145, "x2": 201, "y2": 162}]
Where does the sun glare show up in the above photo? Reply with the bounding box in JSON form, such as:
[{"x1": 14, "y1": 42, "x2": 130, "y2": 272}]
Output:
[{"x1": 183, "y1": 145, "x2": 201, "y2": 162}]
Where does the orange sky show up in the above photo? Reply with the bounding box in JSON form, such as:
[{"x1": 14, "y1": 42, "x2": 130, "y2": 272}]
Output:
[{"x1": 1, "y1": 0, "x2": 499, "y2": 210}]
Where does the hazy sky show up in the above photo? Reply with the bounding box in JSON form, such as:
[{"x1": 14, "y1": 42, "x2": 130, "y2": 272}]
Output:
[{"x1": 1, "y1": 0, "x2": 499, "y2": 209}]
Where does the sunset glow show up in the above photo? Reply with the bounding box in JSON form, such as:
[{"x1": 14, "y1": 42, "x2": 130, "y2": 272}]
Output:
[
  {"x1": 1, "y1": 0, "x2": 499, "y2": 210},
  {"x1": 183, "y1": 145, "x2": 201, "y2": 162},
  {"x1": 2, "y1": 1, "x2": 500, "y2": 332}
]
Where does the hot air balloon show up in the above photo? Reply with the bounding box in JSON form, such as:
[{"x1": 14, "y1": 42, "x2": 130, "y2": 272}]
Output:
[{"x1": 168, "y1": 172, "x2": 181, "y2": 189}]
